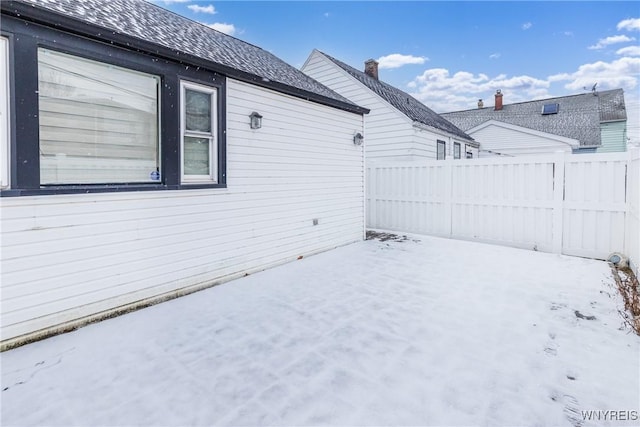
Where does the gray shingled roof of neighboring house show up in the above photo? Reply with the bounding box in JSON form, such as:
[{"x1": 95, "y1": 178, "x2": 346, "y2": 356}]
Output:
[
  {"x1": 3, "y1": 0, "x2": 367, "y2": 114},
  {"x1": 318, "y1": 51, "x2": 474, "y2": 143},
  {"x1": 441, "y1": 89, "x2": 626, "y2": 148}
]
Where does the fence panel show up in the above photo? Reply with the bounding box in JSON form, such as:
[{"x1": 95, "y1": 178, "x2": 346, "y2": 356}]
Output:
[
  {"x1": 626, "y1": 148, "x2": 640, "y2": 274},
  {"x1": 562, "y1": 152, "x2": 629, "y2": 259},
  {"x1": 367, "y1": 151, "x2": 633, "y2": 261},
  {"x1": 449, "y1": 156, "x2": 556, "y2": 252}
]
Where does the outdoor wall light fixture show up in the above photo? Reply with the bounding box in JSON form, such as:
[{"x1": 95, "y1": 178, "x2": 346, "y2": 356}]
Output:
[
  {"x1": 353, "y1": 132, "x2": 364, "y2": 146},
  {"x1": 250, "y1": 111, "x2": 263, "y2": 129}
]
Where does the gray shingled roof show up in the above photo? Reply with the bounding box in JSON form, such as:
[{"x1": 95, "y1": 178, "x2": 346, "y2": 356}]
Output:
[
  {"x1": 318, "y1": 51, "x2": 474, "y2": 142},
  {"x1": 5, "y1": 0, "x2": 366, "y2": 114},
  {"x1": 441, "y1": 89, "x2": 626, "y2": 147}
]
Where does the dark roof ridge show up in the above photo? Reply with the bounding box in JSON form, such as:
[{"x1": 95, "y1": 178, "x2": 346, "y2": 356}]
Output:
[
  {"x1": 317, "y1": 50, "x2": 474, "y2": 142},
  {"x1": 444, "y1": 88, "x2": 624, "y2": 114},
  {"x1": 3, "y1": 0, "x2": 368, "y2": 115}
]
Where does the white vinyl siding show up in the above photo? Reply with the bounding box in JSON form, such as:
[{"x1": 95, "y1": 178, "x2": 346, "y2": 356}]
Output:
[
  {"x1": 0, "y1": 79, "x2": 365, "y2": 343},
  {"x1": 302, "y1": 51, "x2": 476, "y2": 162},
  {"x1": 469, "y1": 121, "x2": 576, "y2": 157},
  {"x1": 302, "y1": 51, "x2": 414, "y2": 161},
  {"x1": 180, "y1": 81, "x2": 217, "y2": 183},
  {"x1": 1, "y1": 37, "x2": 9, "y2": 188},
  {"x1": 37, "y1": 48, "x2": 160, "y2": 184}
]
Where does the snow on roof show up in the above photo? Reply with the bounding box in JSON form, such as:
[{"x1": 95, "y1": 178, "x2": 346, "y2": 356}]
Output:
[{"x1": 5, "y1": 0, "x2": 367, "y2": 114}]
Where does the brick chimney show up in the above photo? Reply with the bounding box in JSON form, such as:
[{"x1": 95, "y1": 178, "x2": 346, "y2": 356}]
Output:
[
  {"x1": 494, "y1": 89, "x2": 503, "y2": 111},
  {"x1": 364, "y1": 59, "x2": 379, "y2": 80},
  {"x1": 477, "y1": 99, "x2": 484, "y2": 109}
]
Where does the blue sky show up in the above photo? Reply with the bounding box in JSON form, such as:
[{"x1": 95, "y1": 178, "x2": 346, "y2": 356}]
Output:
[{"x1": 156, "y1": 1, "x2": 639, "y2": 142}]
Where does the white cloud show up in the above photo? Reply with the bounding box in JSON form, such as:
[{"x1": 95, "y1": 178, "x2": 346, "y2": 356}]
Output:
[
  {"x1": 588, "y1": 35, "x2": 636, "y2": 50},
  {"x1": 377, "y1": 54, "x2": 427, "y2": 69},
  {"x1": 564, "y1": 31, "x2": 574, "y2": 37},
  {"x1": 408, "y1": 68, "x2": 550, "y2": 113},
  {"x1": 408, "y1": 55, "x2": 640, "y2": 143},
  {"x1": 324, "y1": 12, "x2": 330, "y2": 18},
  {"x1": 522, "y1": 22, "x2": 532, "y2": 30},
  {"x1": 549, "y1": 57, "x2": 640, "y2": 90},
  {"x1": 204, "y1": 22, "x2": 236, "y2": 36},
  {"x1": 617, "y1": 18, "x2": 640, "y2": 32},
  {"x1": 617, "y1": 46, "x2": 640, "y2": 56},
  {"x1": 489, "y1": 53, "x2": 501, "y2": 59},
  {"x1": 188, "y1": 4, "x2": 217, "y2": 14}
]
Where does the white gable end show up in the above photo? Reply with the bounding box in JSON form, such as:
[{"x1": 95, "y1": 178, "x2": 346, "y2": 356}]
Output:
[
  {"x1": 468, "y1": 120, "x2": 579, "y2": 156},
  {"x1": 302, "y1": 51, "x2": 420, "y2": 161}
]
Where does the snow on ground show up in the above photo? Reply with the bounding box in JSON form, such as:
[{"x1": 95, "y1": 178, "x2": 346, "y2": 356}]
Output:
[{"x1": 1, "y1": 233, "x2": 639, "y2": 426}]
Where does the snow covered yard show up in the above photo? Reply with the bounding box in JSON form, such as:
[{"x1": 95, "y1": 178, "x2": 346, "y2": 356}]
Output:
[{"x1": 1, "y1": 233, "x2": 638, "y2": 427}]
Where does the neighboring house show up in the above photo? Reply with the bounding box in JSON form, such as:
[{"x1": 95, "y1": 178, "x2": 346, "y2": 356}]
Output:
[
  {"x1": 302, "y1": 50, "x2": 478, "y2": 161},
  {"x1": 0, "y1": 0, "x2": 369, "y2": 348},
  {"x1": 442, "y1": 89, "x2": 628, "y2": 157}
]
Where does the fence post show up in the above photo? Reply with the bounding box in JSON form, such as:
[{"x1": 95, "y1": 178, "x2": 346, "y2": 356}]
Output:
[
  {"x1": 368, "y1": 164, "x2": 377, "y2": 229},
  {"x1": 443, "y1": 159, "x2": 453, "y2": 237},
  {"x1": 552, "y1": 151, "x2": 565, "y2": 254}
]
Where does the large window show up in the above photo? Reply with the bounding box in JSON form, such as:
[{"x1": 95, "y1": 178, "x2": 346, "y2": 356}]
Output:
[
  {"x1": 181, "y1": 81, "x2": 217, "y2": 184},
  {"x1": 0, "y1": 37, "x2": 9, "y2": 188},
  {"x1": 437, "y1": 140, "x2": 446, "y2": 160},
  {"x1": 37, "y1": 48, "x2": 160, "y2": 185},
  {"x1": 3, "y1": 15, "x2": 227, "y2": 196}
]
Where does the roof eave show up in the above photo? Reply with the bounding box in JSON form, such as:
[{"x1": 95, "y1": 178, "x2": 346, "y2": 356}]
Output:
[
  {"x1": 1, "y1": 1, "x2": 369, "y2": 116},
  {"x1": 412, "y1": 121, "x2": 477, "y2": 146}
]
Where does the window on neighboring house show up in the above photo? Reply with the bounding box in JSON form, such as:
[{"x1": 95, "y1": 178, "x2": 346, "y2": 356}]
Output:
[
  {"x1": 454, "y1": 142, "x2": 461, "y2": 159},
  {"x1": 0, "y1": 37, "x2": 9, "y2": 188},
  {"x1": 181, "y1": 81, "x2": 217, "y2": 184},
  {"x1": 466, "y1": 151, "x2": 473, "y2": 159},
  {"x1": 437, "y1": 140, "x2": 446, "y2": 160},
  {"x1": 37, "y1": 48, "x2": 161, "y2": 185}
]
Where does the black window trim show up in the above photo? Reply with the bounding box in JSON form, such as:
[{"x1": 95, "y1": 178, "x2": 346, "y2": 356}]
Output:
[
  {"x1": 1, "y1": 15, "x2": 227, "y2": 197},
  {"x1": 453, "y1": 142, "x2": 461, "y2": 159},
  {"x1": 437, "y1": 140, "x2": 446, "y2": 160}
]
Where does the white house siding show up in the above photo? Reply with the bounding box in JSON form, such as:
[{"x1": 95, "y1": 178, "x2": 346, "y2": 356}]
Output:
[
  {"x1": 411, "y1": 127, "x2": 478, "y2": 160},
  {"x1": 470, "y1": 122, "x2": 576, "y2": 157},
  {"x1": 302, "y1": 52, "x2": 418, "y2": 162},
  {"x1": 0, "y1": 78, "x2": 365, "y2": 345}
]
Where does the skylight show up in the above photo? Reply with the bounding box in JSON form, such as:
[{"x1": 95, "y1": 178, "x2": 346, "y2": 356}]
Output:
[{"x1": 542, "y1": 103, "x2": 560, "y2": 115}]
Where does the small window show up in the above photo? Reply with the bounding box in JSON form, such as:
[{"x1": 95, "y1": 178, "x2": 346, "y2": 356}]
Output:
[
  {"x1": 466, "y1": 151, "x2": 473, "y2": 159},
  {"x1": 437, "y1": 140, "x2": 446, "y2": 160},
  {"x1": 542, "y1": 103, "x2": 559, "y2": 115},
  {"x1": 181, "y1": 81, "x2": 217, "y2": 184},
  {"x1": 0, "y1": 37, "x2": 9, "y2": 188},
  {"x1": 37, "y1": 48, "x2": 161, "y2": 185},
  {"x1": 454, "y1": 142, "x2": 461, "y2": 159}
]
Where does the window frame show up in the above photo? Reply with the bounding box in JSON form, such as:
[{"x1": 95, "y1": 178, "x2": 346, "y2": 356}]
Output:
[
  {"x1": 0, "y1": 36, "x2": 9, "y2": 189},
  {"x1": 180, "y1": 80, "x2": 218, "y2": 184},
  {"x1": 437, "y1": 140, "x2": 446, "y2": 160},
  {"x1": 453, "y1": 142, "x2": 461, "y2": 159},
  {"x1": 1, "y1": 16, "x2": 227, "y2": 196},
  {"x1": 37, "y1": 47, "x2": 163, "y2": 186}
]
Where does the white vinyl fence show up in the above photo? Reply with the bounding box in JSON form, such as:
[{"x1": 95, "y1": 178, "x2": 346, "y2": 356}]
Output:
[
  {"x1": 367, "y1": 149, "x2": 640, "y2": 273},
  {"x1": 626, "y1": 149, "x2": 640, "y2": 273}
]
